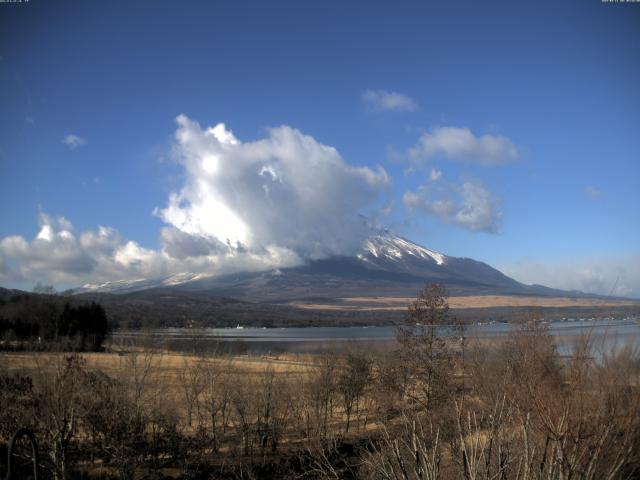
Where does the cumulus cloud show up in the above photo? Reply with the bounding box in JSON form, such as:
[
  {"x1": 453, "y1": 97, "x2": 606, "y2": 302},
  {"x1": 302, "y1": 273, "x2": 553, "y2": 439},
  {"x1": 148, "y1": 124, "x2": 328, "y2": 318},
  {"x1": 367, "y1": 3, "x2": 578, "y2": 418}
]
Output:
[
  {"x1": 0, "y1": 212, "x2": 308, "y2": 287},
  {"x1": 409, "y1": 127, "x2": 518, "y2": 165},
  {"x1": 361, "y1": 89, "x2": 418, "y2": 112},
  {"x1": 63, "y1": 134, "x2": 87, "y2": 149},
  {"x1": 403, "y1": 180, "x2": 502, "y2": 233},
  {"x1": 0, "y1": 115, "x2": 390, "y2": 286},
  {"x1": 500, "y1": 255, "x2": 640, "y2": 299},
  {"x1": 156, "y1": 115, "x2": 390, "y2": 261},
  {"x1": 0, "y1": 213, "x2": 167, "y2": 285},
  {"x1": 160, "y1": 227, "x2": 220, "y2": 260}
]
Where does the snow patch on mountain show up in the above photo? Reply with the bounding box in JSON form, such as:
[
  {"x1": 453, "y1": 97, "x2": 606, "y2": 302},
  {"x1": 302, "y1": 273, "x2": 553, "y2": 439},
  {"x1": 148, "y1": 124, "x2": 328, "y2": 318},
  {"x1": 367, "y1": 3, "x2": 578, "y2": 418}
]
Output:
[
  {"x1": 364, "y1": 232, "x2": 446, "y2": 265},
  {"x1": 77, "y1": 231, "x2": 447, "y2": 293},
  {"x1": 162, "y1": 272, "x2": 211, "y2": 286},
  {"x1": 80, "y1": 272, "x2": 212, "y2": 293}
]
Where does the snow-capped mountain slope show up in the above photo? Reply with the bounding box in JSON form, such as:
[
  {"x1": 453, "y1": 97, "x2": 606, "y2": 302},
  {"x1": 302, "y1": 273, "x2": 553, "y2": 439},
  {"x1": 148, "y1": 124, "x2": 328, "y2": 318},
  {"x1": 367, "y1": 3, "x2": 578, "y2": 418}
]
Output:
[
  {"x1": 361, "y1": 233, "x2": 446, "y2": 265},
  {"x1": 78, "y1": 272, "x2": 212, "y2": 294},
  {"x1": 77, "y1": 231, "x2": 560, "y2": 299},
  {"x1": 350, "y1": 232, "x2": 521, "y2": 292}
]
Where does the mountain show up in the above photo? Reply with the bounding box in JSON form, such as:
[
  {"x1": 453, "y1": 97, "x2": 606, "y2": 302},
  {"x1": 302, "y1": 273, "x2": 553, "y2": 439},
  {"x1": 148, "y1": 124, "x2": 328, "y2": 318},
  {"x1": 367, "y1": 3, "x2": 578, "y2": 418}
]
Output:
[
  {"x1": 78, "y1": 231, "x2": 576, "y2": 301},
  {"x1": 7, "y1": 232, "x2": 634, "y2": 329}
]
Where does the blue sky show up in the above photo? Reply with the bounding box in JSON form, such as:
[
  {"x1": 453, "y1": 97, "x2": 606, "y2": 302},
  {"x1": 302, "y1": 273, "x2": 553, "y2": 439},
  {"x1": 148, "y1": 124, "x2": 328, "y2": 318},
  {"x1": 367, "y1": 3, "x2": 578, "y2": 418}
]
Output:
[{"x1": 1, "y1": 0, "x2": 639, "y2": 296}]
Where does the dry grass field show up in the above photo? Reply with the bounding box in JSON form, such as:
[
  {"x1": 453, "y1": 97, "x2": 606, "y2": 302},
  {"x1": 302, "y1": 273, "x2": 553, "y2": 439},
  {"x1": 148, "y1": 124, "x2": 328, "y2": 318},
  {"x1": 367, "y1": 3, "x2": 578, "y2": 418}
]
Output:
[
  {"x1": 0, "y1": 349, "x2": 318, "y2": 389},
  {"x1": 291, "y1": 294, "x2": 640, "y2": 311}
]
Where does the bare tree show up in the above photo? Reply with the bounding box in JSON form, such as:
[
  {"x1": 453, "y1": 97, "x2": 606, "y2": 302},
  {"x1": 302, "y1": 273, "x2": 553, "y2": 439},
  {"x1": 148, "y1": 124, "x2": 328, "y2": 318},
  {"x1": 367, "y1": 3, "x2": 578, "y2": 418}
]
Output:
[
  {"x1": 35, "y1": 354, "x2": 85, "y2": 480},
  {"x1": 372, "y1": 349, "x2": 410, "y2": 421},
  {"x1": 199, "y1": 355, "x2": 234, "y2": 452},
  {"x1": 338, "y1": 351, "x2": 371, "y2": 433},
  {"x1": 179, "y1": 357, "x2": 205, "y2": 428},
  {"x1": 396, "y1": 284, "x2": 458, "y2": 409}
]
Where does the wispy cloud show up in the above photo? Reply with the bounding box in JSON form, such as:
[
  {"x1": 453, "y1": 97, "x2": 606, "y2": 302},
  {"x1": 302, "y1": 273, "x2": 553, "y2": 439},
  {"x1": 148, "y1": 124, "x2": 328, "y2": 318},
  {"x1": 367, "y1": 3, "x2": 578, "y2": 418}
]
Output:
[
  {"x1": 403, "y1": 179, "x2": 502, "y2": 233},
  {"x1": 584, "y1": 186, "x2": 602, "y2": 200},
  {"x1": 62, "y1": 134, "x2": 87, "y2": 149},
  {"x1": 501, "y1": 255, "x2": 640, "y2": 298},
  {"x1": 361, "y1": 89, "x2": 418, "y2": 112},
  {"x1": 409, "y1": 126, "x2": 518, "y2": 165}
]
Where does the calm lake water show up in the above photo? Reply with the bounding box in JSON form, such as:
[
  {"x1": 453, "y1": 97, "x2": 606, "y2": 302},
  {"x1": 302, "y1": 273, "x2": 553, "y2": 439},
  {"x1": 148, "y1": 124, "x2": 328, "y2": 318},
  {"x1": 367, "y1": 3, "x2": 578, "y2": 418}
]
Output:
[{"x1": 110, "y1": 317, "x2": 640, "y2": 355}]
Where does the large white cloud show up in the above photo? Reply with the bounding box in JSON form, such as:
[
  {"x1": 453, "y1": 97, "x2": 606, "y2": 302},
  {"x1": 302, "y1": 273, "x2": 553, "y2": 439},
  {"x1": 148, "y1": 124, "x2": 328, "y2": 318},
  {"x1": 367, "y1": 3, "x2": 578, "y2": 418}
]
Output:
[
  {"x1": 403, "y1": 180, "x2": 502, "y2": 233},
  {"x1": 409, "y1": 127, "x2": 518, "y2": 165},
  {"x1": 0, "y1": 116, "x2": 390, "y2": 287},
  {"x1": 156, "y1": 115, "x2": 390, "y2": 260}
]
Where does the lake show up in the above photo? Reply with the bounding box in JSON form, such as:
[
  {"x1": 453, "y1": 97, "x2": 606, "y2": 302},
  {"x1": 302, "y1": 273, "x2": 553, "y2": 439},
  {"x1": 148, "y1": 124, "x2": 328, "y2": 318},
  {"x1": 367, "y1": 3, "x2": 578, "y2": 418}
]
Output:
[{"x1": 110, "y1": 317, "x2": 640, "y2": 355}]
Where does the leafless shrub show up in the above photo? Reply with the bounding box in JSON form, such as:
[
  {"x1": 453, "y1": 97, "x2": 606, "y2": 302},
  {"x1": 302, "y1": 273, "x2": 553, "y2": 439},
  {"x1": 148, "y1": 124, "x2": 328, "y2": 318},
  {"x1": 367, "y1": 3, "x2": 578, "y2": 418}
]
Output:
[
  {"x1": 33, "y1": 354, "x2": 86, "y2": 480},
  {"x1": 361, "y1": 414, "x2": 441, "y2": 480}
]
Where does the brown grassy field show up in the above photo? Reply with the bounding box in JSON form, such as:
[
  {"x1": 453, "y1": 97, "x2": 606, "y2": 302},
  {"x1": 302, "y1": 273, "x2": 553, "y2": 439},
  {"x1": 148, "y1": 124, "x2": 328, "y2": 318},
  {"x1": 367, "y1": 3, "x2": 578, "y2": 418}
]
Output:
[
  {"x1": 291, "y1": 294, "x2": 640, "y2": 311},
  {"x1": 0, "y1": 348, "x2": 324, "y2": 446},
  {"x1": 0, "y1": 349, "x2": 317, "y2": 378}
]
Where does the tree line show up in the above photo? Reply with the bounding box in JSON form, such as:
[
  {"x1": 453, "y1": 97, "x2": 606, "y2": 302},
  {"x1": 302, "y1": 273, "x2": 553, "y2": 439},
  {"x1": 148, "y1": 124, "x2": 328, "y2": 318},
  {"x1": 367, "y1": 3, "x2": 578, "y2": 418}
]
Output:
[{"x1": 0, "y1": 293, "x2": 109, "y2": 351}]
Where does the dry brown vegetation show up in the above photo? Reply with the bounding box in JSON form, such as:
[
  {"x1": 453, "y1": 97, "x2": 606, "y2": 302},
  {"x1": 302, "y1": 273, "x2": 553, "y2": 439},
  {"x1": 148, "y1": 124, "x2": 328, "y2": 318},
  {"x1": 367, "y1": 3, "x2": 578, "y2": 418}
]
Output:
[
  {"x1": 1, "y1": 285, "x2": 639, "y2": 479},
  {"x1": 291, "y1": 295, "x2": 640, "y2": 311}
]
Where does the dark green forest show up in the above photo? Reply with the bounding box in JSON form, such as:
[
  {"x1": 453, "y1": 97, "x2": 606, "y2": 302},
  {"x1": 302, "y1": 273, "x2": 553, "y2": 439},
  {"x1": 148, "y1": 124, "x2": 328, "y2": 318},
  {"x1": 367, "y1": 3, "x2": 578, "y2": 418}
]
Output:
[{"x1": 0, "y1": 294, "x2": 108, "y2": 351}]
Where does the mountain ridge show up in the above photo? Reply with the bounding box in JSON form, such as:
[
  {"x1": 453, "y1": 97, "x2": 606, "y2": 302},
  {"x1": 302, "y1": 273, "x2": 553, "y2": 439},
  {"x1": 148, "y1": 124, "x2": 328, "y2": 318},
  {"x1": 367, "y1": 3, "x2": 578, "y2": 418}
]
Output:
[{"x1": 76, "y1": 231, "x2": 602, "y2": 301}]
